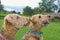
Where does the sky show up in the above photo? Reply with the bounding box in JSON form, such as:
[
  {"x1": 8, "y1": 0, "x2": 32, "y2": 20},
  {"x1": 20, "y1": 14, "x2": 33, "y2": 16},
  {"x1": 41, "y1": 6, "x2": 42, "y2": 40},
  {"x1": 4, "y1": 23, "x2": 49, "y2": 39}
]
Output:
[{"x1": 1, "y1": 0, "x2": 41, "y2": 12}]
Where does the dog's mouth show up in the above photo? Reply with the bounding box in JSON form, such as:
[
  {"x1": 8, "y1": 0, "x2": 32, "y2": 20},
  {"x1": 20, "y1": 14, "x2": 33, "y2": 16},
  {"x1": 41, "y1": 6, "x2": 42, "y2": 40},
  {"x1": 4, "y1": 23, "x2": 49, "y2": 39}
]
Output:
[{"x1": 42, "y1": 21, "x2": 49, "y2": 26}]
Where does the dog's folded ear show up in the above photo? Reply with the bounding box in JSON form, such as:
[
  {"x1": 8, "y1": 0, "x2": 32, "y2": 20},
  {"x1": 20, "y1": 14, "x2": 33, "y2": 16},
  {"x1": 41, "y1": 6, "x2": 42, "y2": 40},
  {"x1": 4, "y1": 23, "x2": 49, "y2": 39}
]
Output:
[
  {"x1": 29, "y1": 18, "x2": 35, "y2": 23},
  {"x1": 29, "y1": 16, "x2": 36, "y2": 24},
  {"x1": 5, "y1": 19, "x2": 12, "y2": 25},
  {"x1": 4, "y1": 14, "x2": 16, "y2": 25}
]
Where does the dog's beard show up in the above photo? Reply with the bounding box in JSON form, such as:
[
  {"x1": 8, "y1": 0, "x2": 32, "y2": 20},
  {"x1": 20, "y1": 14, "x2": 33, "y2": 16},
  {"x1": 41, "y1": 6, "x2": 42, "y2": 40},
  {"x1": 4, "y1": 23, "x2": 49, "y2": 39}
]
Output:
[{"x1": 42, "y1": 23, "x2": 49, "y2": 26}]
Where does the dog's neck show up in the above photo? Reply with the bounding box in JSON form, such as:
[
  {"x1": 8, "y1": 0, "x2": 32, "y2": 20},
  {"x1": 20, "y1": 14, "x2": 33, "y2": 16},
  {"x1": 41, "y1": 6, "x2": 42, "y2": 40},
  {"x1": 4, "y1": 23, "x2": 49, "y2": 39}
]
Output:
[
  {"x1": 2, "y1": 22, "x2": 18, "y2": 40},
  {"x1": 30, "y1": 23, "x2": 42, "y2": 32},
  {"x1": 28, "y1": 23, "x2": 43, "y2": 40}
]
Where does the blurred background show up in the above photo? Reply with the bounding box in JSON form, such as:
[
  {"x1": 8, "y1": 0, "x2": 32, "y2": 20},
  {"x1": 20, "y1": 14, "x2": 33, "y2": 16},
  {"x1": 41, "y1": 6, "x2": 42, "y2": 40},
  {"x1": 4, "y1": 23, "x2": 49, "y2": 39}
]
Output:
[{"x1": 0, "y1": 0, "x2": 60, "y2": 40}]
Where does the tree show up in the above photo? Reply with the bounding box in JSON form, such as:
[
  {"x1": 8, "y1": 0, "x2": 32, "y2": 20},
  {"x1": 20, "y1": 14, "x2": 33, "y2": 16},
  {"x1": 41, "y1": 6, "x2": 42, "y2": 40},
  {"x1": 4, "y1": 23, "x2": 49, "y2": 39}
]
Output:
[
  {"x1": 57, "y1": 0, "x2": 60, "y2": 13},
  {"x1": 0, "y1": 0, "x2": 4, "y2": 11},
  {"x1": 33, "y1": 7, "x2": 40, "y2": 14},
  {"x1": 23, "y1": 6, "x2": 33, "y2": 16},
  {"x1": 39, "y1": 0, "x2": 58, "y2": 13},
  {"x1": 57, "y1": 0, "x2": 60, "y2": 8},
  {"x1": 17, "y1": 12, "x2": 20, "y2": 14},
  {"x1": 11, "y1": 10, "x2": 16, "y2": 13},
  {"x1": 58, "y1": 9, "x2": 60, "y2": 12}
]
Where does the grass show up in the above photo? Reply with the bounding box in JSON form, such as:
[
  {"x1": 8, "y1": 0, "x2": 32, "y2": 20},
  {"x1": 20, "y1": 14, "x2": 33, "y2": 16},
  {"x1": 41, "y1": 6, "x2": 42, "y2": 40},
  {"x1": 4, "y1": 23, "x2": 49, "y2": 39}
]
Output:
[
  {"x1": 0, "y1": 13, "x2": 8, "y2": 16},
  {"x1": 42, "y1": 22, "x2": 60, "y2": 40},
  {"x1": 0, "y1": 20, "x2": 3, "y2": 30},
  {"x1": 0, "y1": 11, "x2": 8, "y2": 17},
  {"x1": 0, "y1": 20, "x2": 60, "y2": 40}
]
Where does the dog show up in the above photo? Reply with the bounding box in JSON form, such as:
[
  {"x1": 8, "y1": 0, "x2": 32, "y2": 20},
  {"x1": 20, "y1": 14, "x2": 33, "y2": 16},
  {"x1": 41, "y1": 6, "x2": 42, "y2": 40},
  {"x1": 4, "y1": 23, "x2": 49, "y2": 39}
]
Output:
[
  {"x1": 0, "y1": 14, "x2": 30, "y2": 40},
  {"x1": 22, "y1": 14, "x2": 51, "y2": 40}
]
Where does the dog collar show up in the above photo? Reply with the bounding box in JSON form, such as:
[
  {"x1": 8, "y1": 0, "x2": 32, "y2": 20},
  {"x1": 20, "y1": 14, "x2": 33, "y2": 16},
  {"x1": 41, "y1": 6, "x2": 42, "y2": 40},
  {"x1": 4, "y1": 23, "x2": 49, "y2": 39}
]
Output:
[{"x1": 29, "y1": 30, "x2": 43, "y2": 35}]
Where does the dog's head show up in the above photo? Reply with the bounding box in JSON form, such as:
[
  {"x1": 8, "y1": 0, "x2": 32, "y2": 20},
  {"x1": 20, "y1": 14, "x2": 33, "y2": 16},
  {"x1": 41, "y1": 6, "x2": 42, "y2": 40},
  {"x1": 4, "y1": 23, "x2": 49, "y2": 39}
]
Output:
[
  {"x1": 30, "y1": 14, "x2": 51, "y2": 26},
  {"x1": 4, "y1": 14, "x2": 30, "y2": 29}
]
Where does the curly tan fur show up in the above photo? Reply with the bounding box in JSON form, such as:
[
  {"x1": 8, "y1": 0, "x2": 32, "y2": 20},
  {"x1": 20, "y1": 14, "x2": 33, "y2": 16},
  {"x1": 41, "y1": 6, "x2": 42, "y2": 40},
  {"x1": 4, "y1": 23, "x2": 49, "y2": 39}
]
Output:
[
  {"x1": 22, "y1": 14, "x2": 51, "y2": 40},
  {"x1": 0, "y1": 14, "x2": 30, "y2": 40}
]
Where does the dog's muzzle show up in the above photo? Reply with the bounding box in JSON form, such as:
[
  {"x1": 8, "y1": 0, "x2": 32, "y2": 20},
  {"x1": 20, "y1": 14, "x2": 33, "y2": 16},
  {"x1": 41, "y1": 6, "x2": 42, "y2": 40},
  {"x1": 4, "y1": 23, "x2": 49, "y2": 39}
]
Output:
[{"x1": 42, "y1": 21, "x2": 49, "y2": 26}]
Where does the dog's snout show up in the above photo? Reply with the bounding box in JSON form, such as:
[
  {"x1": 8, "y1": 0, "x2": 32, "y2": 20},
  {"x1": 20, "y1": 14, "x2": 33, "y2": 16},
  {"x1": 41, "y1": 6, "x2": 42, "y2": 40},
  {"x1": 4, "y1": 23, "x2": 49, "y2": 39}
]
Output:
[{"x1": 42, "y1": 21, "x2": 49, "y2": 24}]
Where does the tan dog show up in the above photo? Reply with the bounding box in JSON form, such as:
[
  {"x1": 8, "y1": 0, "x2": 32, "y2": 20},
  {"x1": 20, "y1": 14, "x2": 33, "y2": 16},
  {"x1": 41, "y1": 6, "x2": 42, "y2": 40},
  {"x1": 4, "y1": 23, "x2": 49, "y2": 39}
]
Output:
[
  {"x1": 0, "y1": 14, "x2": 30, "y2": 40},
  {"x1": 22, "y1": 14, "x2": 51, "y2": 40}
]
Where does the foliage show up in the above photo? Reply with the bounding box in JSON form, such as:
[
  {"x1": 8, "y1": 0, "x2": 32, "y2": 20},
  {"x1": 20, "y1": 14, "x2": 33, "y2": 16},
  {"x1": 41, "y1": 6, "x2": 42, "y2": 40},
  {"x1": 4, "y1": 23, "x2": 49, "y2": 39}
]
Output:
[
  {"x1": 33, "y1": 7, "x2": 40, "y2": 14},
  {"x1": 17, "y1": 12, "x2": 20, "y2": 14},
  {"x1": 39, "y1": 0, "x2": 58, "y2": 13},
  {"x1": 58, "y1": 9, "x2": 60, "y2": 12},
  {"x1": 23, "y1": 6, "x2": 33, "y2": 16},
  {"x1": 11, "y1": 10, "x2": 16, "y2": 13},
  {"x1": 0, "y1": 1, "x2": 4, "y2": 11}
]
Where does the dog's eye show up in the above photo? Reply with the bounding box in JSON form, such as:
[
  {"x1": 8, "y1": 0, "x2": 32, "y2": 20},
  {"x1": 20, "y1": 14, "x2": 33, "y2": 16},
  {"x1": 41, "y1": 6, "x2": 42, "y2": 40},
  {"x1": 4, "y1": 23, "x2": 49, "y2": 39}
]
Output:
[
  {"x1": 48, "y1": 15, "x2": 51, "y2": 18},
  {"x1": 11, "y1": 17, "x2": 13, "y2": 19},
  {"x1": 17, "y1": 16, "x2": 19, "y2": 19},
  {"x1": 39, "y1": 16, "x2": 41, "y2": 18}
]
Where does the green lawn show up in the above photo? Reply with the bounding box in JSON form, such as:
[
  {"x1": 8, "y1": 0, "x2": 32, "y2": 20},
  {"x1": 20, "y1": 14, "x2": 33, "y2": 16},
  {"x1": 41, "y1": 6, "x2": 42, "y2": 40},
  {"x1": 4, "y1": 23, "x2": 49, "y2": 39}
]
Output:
[
  {"x1": 0, "y1": 20, "x2": 3, "y2": 30},
  {"x1": 0, "y1": 20, "x2": 60, "y2": 40}
]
